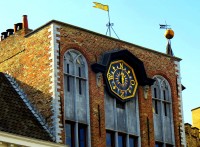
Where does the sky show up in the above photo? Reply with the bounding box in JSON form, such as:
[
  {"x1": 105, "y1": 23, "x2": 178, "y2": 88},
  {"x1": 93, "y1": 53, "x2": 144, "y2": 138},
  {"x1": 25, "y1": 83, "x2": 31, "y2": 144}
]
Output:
[{"x1": 0, "y1": 0, "x2": 199, "y2": 124}]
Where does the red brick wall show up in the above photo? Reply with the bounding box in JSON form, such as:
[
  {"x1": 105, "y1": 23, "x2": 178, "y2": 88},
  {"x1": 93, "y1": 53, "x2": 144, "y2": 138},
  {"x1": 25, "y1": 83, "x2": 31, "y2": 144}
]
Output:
[{"x1": 58, "y1": 23, "x2": 182, "y2": 146}]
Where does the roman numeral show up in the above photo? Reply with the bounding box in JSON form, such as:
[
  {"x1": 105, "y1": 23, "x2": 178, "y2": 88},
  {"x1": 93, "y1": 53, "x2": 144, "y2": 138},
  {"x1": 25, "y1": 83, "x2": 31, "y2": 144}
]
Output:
[{"x1": 108, "y1": 74, "x2": 113, "y2": 80}]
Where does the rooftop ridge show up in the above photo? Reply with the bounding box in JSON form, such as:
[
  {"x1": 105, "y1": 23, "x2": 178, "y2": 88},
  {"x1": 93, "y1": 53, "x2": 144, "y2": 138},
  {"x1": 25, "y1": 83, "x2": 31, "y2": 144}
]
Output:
[{"x1": 25, "y1": 20, "x2": 181, "y2": 61}]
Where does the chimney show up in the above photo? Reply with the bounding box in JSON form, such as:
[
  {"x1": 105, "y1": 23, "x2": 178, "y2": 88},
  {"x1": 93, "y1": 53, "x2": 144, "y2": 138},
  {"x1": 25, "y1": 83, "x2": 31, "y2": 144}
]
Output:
[
  {"x1": 22, "y1": 15, "x2": 28, "y2": 29},
  {"x1": 16, "y1": 23, "x2": 23, "y2": 31},
  {"x1": 14, "y1": 24, "x2": 17, "y2": 33},
  {"x1": 1, "y1": 32, "x2": 7, "y2": 40},
  {"x1": 6, "y1": 29, "x2": 14, "y2": 36}
]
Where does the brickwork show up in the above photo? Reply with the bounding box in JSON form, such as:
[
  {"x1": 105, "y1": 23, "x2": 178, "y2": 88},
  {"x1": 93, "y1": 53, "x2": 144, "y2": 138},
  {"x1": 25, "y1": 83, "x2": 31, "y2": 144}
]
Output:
[
  {"x1": 138, "y1": 87, "x2": 155, "y2": 146},
  {"x1": 175, "y1": 61, "x2": 186, "y2": 146},
  {"x1": 0, "y1": 18, "x2": 184, "y2": 146},
  {"x1": 185, "y1": 123, "x2": 200, "y2": 147},
  {"x1": 48, "y1": 23, "x2": 63, "y2": 143}
]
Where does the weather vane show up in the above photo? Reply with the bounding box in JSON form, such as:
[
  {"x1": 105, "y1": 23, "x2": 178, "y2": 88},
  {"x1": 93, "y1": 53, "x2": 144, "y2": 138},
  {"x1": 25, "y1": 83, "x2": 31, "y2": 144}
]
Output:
[
  {"x1": 159, "y1": 22, "x2": 174, "y2": 56},
  {"x1": 93, "y1": 2, "x2": 119, "y2": 39},
  {"x1": 159, "y1": 22, "x2": 171, "y2": 29}
]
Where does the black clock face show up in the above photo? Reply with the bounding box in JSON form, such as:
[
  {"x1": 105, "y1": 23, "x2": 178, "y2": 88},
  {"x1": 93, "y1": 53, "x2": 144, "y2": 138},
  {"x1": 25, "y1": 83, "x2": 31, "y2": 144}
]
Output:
[{"x1": 106, "y1": 60, "x2": 138, "y2": 100}]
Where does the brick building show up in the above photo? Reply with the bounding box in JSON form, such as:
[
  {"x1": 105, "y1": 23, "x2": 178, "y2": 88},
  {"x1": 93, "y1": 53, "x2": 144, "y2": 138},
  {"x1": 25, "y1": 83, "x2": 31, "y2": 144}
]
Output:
[
  {"x1": 185, "y1": 123, "x2": 200, "y2": 147},
  {"x1": 0, "y1": 15, "x2": 186, "y2": 147},
  {"x1": 184, "y1": 107, "x2": 200, "y2": 147}
]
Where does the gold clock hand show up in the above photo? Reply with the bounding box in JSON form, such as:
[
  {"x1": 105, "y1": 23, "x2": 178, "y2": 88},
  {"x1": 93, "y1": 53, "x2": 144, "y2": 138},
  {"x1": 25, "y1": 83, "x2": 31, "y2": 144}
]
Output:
[{"x1": 121, "y1": 72, "x2": 125, "y2": 84}]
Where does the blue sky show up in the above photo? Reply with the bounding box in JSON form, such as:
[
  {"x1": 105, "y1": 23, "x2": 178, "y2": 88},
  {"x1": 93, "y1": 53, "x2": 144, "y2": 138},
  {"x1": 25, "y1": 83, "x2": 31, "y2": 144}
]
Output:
[{"x1": 0, "y1": 0, "x2": 199, "y2": 124}]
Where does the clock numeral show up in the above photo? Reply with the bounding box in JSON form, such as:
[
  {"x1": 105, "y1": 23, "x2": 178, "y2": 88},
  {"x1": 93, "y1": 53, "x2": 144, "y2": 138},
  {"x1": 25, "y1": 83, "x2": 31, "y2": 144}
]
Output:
[
  {"x1": 108, "y1": 74, "x2": 114, "y2": 81},
  {"x1": 131, "y1": 80, "x2": 135, "y2": 86},
  {"x1": 120, "y1": 90, "x2": 125, "y2": 97},
  {"x1": 120, "y1": 63, "x2": 123, "y2": 69}
]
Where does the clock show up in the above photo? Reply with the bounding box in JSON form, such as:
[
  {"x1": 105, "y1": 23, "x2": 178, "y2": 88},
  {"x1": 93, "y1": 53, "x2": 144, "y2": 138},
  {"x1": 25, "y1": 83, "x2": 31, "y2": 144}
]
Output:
[{"x1": 106, "y1": 60, "x2": 138, "y2": 100}]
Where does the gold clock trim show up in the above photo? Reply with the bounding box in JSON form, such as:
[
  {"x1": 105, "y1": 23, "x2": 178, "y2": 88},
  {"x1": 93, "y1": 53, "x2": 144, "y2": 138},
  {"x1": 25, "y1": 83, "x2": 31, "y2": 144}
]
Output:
[{"x1": 106, "y1": 60, "x2": 138, "y2": 100}]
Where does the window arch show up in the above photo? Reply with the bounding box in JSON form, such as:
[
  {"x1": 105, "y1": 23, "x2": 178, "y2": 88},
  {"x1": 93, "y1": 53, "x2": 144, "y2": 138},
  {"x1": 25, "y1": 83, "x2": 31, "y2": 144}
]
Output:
[
  {"x1": 152, "y1": 75, "x2": 175, "y2": 146},
  {"x1": 63, "y1": 49, "x2": 90, "y2": 147}
]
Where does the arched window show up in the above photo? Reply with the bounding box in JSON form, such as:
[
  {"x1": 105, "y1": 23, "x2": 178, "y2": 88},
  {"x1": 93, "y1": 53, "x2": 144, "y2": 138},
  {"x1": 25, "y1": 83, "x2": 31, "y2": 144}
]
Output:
[
  {"x1": 63, "y1": 49, "x2": 90, "y2": 147},
  {"x1": 152, "y1": 76, "x2": 174, "y2": 146}
]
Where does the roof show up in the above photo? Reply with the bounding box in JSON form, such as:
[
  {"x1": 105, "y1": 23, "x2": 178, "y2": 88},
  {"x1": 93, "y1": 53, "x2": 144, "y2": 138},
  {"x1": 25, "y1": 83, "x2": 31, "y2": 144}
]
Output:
[
  {"x1": 191, "y1": 107, "x2": 200, "y2": 111},
  {"x1": 0, "y1": 72, "x2": 53, "y2": 141},
  {"x1": 25, "y1": 20, "x2": 181, "y2": 61}
]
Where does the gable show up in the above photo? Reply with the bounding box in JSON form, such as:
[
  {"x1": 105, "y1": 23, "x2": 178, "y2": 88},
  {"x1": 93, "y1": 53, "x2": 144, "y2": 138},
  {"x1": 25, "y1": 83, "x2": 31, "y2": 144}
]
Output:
[{"x1": 0, "y1": 72, "x2": 53, "y2": 141}]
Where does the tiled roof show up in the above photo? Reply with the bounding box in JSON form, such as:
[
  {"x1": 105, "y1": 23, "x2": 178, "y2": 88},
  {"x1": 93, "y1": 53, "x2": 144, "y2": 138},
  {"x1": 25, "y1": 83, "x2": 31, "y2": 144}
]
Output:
[{"x1": 0, "y1": 72, "x2": 53, "y2": 141}]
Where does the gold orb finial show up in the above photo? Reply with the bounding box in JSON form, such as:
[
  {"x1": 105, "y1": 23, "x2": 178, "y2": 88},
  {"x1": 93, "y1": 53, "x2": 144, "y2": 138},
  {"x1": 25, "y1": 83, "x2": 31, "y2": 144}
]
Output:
[{"x1": 165, "y1": 29, "x2": 174, "y2": 39}]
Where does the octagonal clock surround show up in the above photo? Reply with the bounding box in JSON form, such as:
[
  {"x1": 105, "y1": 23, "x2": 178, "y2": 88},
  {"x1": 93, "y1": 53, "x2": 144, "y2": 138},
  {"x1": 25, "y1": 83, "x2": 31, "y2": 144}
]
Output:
[
  {"x1": 106, "y1": 60, "x2": 138, "y2": 100},
  {"x1": 91, "y1": 49, "x2": 155, "y2": 102}
]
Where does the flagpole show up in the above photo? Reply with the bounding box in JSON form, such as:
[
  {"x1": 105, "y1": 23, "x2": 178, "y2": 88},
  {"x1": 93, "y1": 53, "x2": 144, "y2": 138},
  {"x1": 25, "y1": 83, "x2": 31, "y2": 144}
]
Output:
[
  {"x1": 106, "y1": 7, "x2": 119, "y2": 39},
  {"x1": 107, "y1": 9, "x2": 111, "y2": 37}
]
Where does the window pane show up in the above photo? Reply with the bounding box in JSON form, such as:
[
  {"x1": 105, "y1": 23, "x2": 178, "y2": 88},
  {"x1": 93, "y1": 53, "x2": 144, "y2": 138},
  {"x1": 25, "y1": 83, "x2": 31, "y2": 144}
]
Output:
[
  {"x1": 163, "y1": 90, "x2": 166, "y2": 100},
  {"x1": 76, "y1": 79, "x2": 86, "y2": 96},
  {"x1": 118, "y1": 134, "x2": 126, "y2": 147},
  {"x1": 67, "y1": 76, "x2": 70, "y2": 92},
  {"x1": 154, "y1": 88, "x2": 157, "y2": 98},
  {"x1": 164, "y1": 103, "x2": 170, "y2": 117},
  {"x1": 155, "y1": 142, "x2": 163, "y2": 147},
  {"x1": 67, "y1": 64, "x2": 70, "y2": 73},
  {"x1": 106, "y1": 132, "x2": 114, "y2": 147},
  {"x1": 65, "y1": 75, "x2": 73, "y2": 92},
  {"x1": 118, "y1": 135, "x2": 123, "y2": 147},
  {"x1": 106, "y1": 133, "x2": 111, "y2": 146},
  {"x1": 166, "y1": 90, "x2": 169, "y2": 101},
  {"x1": 66, "y1": 123, "x2": 74, "y2": 147},
  {"x1": 129, "y1": 136, "x2": 137, "y2": 147},
  {"x1": 164, "y1": 102, "x2": 167, "y2": 116},
  {"x1": 154, "y1": 100, "x2": 158, "y2": 114},
  {"x1": 79, "y1": 79, "x2": 82, "y2": 95},
  {"x1": 79, "y1": 125, "x2": 86, "y2": 147}
]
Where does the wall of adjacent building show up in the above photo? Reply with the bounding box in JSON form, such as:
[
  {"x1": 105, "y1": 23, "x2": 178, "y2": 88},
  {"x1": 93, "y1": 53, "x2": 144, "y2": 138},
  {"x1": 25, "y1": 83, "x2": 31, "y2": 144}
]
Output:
[
  {"x1": 185, "y1": 123, "x2": 200, "y2": 147},
  {"x1": 192, "y1": 107, "x2": 200, "y2": 130}
]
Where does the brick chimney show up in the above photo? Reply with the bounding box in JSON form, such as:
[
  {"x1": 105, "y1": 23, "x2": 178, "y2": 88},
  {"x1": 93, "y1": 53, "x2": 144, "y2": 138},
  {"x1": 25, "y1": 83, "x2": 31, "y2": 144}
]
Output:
[
  {"x1": 6, "y1": 29, "x2": 14, "y2": 36},
  {"x1": 14, "y1": 24, "x2": 17, "y2": 33},
  {"x1": 22, "y1": 15, "x2": 28, "y2": 29}
]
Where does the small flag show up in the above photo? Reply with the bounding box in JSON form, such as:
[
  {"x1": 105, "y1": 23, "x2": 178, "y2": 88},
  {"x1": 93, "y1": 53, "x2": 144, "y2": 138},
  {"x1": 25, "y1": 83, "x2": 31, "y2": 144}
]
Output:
[{"x1": 93, "y1": 2, "x2": 109, "y2": 11}]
